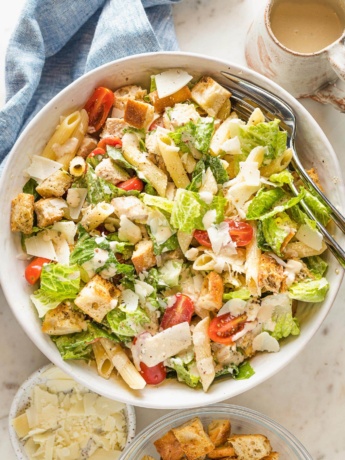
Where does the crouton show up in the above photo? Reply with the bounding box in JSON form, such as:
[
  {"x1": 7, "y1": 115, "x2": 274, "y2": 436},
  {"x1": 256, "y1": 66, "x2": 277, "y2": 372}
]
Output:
[
  {"x1": 191, "y1": 77, "x2": 231, "y2": 117},
  {"x1": 306, "y1": 167, "x2": 324, "y2": 191},
  {"x1": 34, "y1": 198, "x2": 66, "y2": 227},
  {"x1": 74, "y1": 274, "x2": 120, "y2": 322},
  {"x1": 153, "y1": 430, "x2": 186, "y2": 460},
  {"x1": 141, "y1": 457, "x2": 157, "y2": 460},
  {"x1": 42, "y1": 303, "x2": 87, "y2": 335},
  {"x1": 258, "y1": 253, "x2": 286, "y2": 294},
  {"x1": 262, "y1": 452, "x2": 280, "y2": 459},
  {"x1": 124, "y1": 99, "x2": 154, "y2": 129},
  {"x1": 131, "y1": 239, "x2": 156, "y2": 273},
  {"x1": 114, "y1": 85, "x2": 147, "y2": 110},
  {"x1": 196, "y1": 272, "x2": 224, "y2": 312},
  {"x1": 10, "y1": 193, "x2": 34, "y2": 234},
  {"x1": 95, "y1": 158, "x2": 130, "y2": 185},
  {"x1": 207, "y1": 420, "x2": 231, "y2": 447},
  {"x1": 172, "y1": 417, "x2": 215, "y2": 460},
  {"x1": 76, "y1": 136, "x2": 98, "y2": 158},
  {"x1": 149, "y1": 86, "x2": 192, "y2": 113},
  {"x1": 228, "y1": 434, "x2": 272, "y2": 459},
  {"x1": 207, "y1": 444, "x2": 236, "y2": 458},
  {"x1": 36, "y1": 170, "x2": 72, "y2": 198},
  {"x1": 100, "y1": 118, "x2": 130, "y2": 139},
  {"x1": 111, "y1": 196, "x2": 149, "y2": 223}
]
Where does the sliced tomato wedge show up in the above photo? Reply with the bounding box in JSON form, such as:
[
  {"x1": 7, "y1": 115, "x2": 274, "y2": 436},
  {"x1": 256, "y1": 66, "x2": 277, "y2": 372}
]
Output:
[
  {"x1": 148, "y1": 116, "x2": 164, "y2": 131},
  {"x1": 208, "y1": 313, "x2": 247, "y2": 345},
  {"x1": 139, "y1": 362, "x2": 166, "y2": 385},
  {"x1": 87, "y1": 147, "x2": 106, "y2": 158},
  {"x1": 97, "y1": 137, "x2": 122, "y2": 150},
  {"x1": 117, "y1": 177, "x2": 144, "y2": 192},
  {"x1": 193, "y1": 229, "x2": 212, "y2": 248},
  {"x1": 161, "y1": 294, "x2": 194, "y2": 330},
  {"x1": 84, "y1": 87, "x2": 114, "y2": 132},
  {"x1": 25, "y1": 257, "x2": 50, "y2": 285},
  {"x1": 193, "y1": 220, "x2": 253, "y2": 248},
  {"x1": 226, "y1": 220, "x2": 253, "y2": 246}
]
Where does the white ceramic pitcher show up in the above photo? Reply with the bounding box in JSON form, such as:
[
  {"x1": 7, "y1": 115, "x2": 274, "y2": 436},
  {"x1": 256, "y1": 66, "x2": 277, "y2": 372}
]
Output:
[{"x1": 245, "y1": 0, "x2": 345, "y2": 111}]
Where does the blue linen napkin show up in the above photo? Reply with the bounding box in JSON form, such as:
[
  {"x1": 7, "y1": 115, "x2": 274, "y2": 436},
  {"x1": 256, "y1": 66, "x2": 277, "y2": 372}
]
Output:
[{"x1": 0, "y1": 0, "x2": 181, "y2": 169}]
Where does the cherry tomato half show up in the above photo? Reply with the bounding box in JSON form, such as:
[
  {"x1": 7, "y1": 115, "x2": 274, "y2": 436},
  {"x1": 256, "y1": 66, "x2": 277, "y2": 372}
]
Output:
[
  {"x1": 160, "y1": 294, "x2": 194, "y2": 330},
  {"x1": 97, "y1": 137, "x2": 122, "y2": 150},
  {"x1": 25, "y1": 257, "x2": 51, "y2": 285},
  {"x1": 139, "y1": 362, "x2": 166, "y2": 385},
  {"x1": 208, "y1": 313, "x2": 247, "y2": 345},
  {"x1": 148, "y1": 116, "x2": 164, "y2": 131},
  {"x1": 87, "y1": 147, "x2": 106, "y2": 158},
  {"x1": 193, "y1": 229, "x2": 212, "y2": 248},
  {"x1": 117, "y1": 177, "x2": 144, "y2": 192},
  {"x1": 226, "y1": 220, "x2": 253, "y2": 246},
  {"x1": 193, "y1": 220, "x2": 253, "y2": 248},
  {"x1": 84, "y1": 87, "x2": 114, "y2": 132}
]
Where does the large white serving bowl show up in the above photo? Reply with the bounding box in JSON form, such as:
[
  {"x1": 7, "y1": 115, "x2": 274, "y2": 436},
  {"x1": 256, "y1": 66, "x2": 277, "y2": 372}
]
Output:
[{"x1": 0, "y1": 52, "x2": 344, "y2": 409}]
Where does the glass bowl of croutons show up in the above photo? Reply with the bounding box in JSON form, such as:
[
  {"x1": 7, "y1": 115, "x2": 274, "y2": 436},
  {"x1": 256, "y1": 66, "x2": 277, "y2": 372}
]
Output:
[{"x1": 119, "y1": 403, "x2": 312, "y2": 460}]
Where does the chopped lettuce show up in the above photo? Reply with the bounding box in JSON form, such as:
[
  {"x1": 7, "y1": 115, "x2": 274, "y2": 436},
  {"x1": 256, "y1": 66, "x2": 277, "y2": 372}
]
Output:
[
  {"x1": 246, "y1": 188, "x2": 285, "y2": 220},
  {"x1": 233, "y1": 361, "x2": 255, "y2": 380},
  {"x1": 52, "y1": 323, "x2": 118, "y2": 360},
  {"x1": 167, "y1": 357, "x2": 200, "y2": 388},
  {"x1": 304, "y1": 255, "x2": 328, "y2": 278},
  {"x1": 269, "y1": 170, "x2": 294, "y2": 185},
  {"x1": 262, "y1": 212, "x2": 296, "y2": 256},
  {"x1": 31, "y1": 263, "x2": 81, "y2": 317},
  {"x1": 189, "y1": 156, "x2": 229, "y2": 191},
  {"x1": 23, "y1": 178, "x2": 39, "y2": 200},
  {"x1": 271, "y1": 314, "x2": 300, "y2": 341},
  {"x1": 171, "y1": 189, "x2": 226, "y2": 233},
  {"x1": 238, "y1": 119, "x2": 287, "y2": 161},
  {"x1": 86, "y1": 165, "x2": 138, "y2": 204},
  {"x1": 223, "y1": 288, "x2": 251, "y2": 301},
  {"x1": 168, "y1": 118, "x2": 215, "y2": 155},
  {"x1": 301, "y1": 187, "x2": 331, "y2": 227},
  {"x1": 107, "y1": 146, "x2": 134, "y2": 170},
  {"x1": 288, "y1": 277, "x2": 329, "y2": 303},
  {"x1": 106, "y1": 306, "x2": 149, "y2": 339},
  {"x1": 258, "y1": 190, "x2": 305, "y2": 221},
  {"x1": 158, "y1": 260, "x2": 183, "y2": 287},
  {"x1": 142, "y1": 194, "x2": 174, "y2": 213}
]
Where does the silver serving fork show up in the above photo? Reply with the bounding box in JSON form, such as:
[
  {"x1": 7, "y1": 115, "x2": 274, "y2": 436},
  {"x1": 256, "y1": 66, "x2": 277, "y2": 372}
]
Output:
[{"x1": 221, "y1": 71, "x2": 345, "y2": 269}]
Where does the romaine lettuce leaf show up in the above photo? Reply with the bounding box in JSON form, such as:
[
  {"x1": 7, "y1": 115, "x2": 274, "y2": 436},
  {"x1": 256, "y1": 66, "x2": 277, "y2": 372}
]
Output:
[
  {"x1": 107, "y1": 146, "x2": 134, "y2": 170},
  {"x1": 189, "y1": 156, "x2": 229, "y2": 190},
  {"x1": 23, "y1": 178, "x2": 40, "y2": 200},
  {"x1": 301, "y1": 187, "x2": 331, "y2": 227},
  {"x1": 106, "y1": 306, "x2": 149, "y2": 339},
  {"x1": 158, "y1": 260, "x2": 183, "y2": 287},
  {"x1": 142, "y1": 194, "x2": 174, "y2": 213},
  {"x1": 167, "y1": 357, "x2": 201, "y2": 388},
  {"x1": 30, "y1": 263, "x2": 81, "y2": 317},
  {"x1": 223, "y1": 288, "x2": 251, "y2": 301},
  {"x1": 171, "y1": 189, "x2": 226, "y2": 233},
  {"x1": 233, "y1": 361, "x2": 255, "y2": 380},
  {"x1": 271, "y1": 314, "x2": 300, "y2": 340},
  {"x1": 168, "y1": 118, "x2": 214, "y2": 155},
  {"x1": 52, "y1": 323, "x2": 118, "y2": 360},
  {"x1": 215, "y1": 364, "x2": 239, "y2": 379},
  {"x1": 288, "y1": 277, "x2": 329, "y2": 302},
  {"x1": 304, "y1": 255, "x2": 328, "y2": 278},
  {"x1": 238, "y1": 119, "x2": 287, "y2": 161},
  {"x1": 246, "y1": 188, "x2": 285, "y2": 220},
  {"x1": 258, "y1": 189, "x2": 305, "y2": 220},
  {"x1": 269, "y1": 170, "x2": 294, "y2": 185},
  {"x1": 262, "y1": 212, "x2": 295, "y2": 256}
]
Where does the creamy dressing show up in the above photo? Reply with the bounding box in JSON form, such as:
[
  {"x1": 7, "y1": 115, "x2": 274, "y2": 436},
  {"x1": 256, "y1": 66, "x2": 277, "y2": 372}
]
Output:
[{"x1": 270, "y1": 0, "x2": 345, "y2": 53}]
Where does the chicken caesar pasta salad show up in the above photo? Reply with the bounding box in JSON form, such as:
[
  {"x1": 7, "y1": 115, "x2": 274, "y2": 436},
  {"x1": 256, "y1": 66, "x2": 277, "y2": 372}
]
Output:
[{"x1": 10, "y1": 69, "x2": 331, "y2": 392}]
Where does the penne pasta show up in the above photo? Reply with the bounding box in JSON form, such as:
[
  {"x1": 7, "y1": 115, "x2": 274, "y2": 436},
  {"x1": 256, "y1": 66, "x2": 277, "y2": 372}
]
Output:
[
  {"x1": 80, "y1": 202, "x2": 114, "y2": 231},
  {"x1": 245, "y1": 222, "x2": 261, "y2": 296},
  {"x1": 69, "y1": 156, "x2": 86, "y2": 176},
  {"x1": 100, "y1": 338, "x2": 146, "y2": 390},
  {"x1": 193, "y1": 317, "x2": 215, "y2": 392},
  {"x1": 260, "y1": 148, "x2": 293, "y2": 176},
  {"x1": 157, "y1": 135, "x2": 190, "y2": 189},
  {"x1": 92, "y1": 340, "x2": 114, "y2": 380}
]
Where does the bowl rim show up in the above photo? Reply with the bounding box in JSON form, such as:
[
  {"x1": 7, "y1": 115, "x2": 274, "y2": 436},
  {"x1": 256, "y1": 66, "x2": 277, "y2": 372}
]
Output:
[
  {"x1": 119, "y1": 403, "x2": 313, "y2": 460},
  {"x1": 0, "y1": 50, "x2": 344, "y2": 409},
  {"x1": 8, "y1": 363, "x2": 136, "y2": 460}
]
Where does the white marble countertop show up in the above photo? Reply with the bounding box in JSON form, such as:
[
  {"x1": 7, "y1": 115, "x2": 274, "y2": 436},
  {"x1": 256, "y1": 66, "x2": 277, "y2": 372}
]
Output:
[{"x1": 1, "y1": 0, "x2": 345, "y2": 458}]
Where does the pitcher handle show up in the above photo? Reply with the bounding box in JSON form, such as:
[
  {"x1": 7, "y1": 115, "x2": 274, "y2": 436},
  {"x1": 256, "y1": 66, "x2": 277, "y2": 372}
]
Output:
[{"x1": 327, "y1": 42, "x2": 345, "y2": 81}]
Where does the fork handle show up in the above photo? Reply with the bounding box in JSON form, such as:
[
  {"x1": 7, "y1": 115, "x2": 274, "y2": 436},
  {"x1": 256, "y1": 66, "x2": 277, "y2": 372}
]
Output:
[
  {"x1": 289, "y1": 182, "x2": 345, "y2": 269},
  {"x1": 291, "y1": 148, "x2": 345, "y2": 233}
]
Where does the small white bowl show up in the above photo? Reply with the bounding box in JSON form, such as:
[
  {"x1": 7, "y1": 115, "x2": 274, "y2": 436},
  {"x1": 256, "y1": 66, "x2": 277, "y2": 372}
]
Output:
[{"x1": 8, "y1": 363, "x2": 136, "y2": 460}]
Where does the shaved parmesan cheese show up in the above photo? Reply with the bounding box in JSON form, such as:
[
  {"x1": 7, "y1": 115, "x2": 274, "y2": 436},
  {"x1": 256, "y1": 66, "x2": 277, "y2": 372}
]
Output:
[
  {"x1": 221, "y1": 136, "x2": 242, "y2": 155},
  {"x1": 185, "y1": 247, "x2": 199, "y2": 261},
  {"x1": 199, "y1": 168, "x2": 218, "y2": 195},
  {"x1": 253, "y1": 331, "x2": 280, "y2": 352},
  {"x1": 231, "y1": 320, "x2": 258, "y2": 342},
  {"x1": 11, "y1": 366, "x2": 128, "y2": 460},
  {"x1": 202, "y1": 209, "x2": 217, "y2": 230},
  {"x1": 25, "y1": 155, "x2": 62, "y2": 183},
  {"x1": 239, "y1": 161, "x2": 260, "y2": 186},
  {"x1": 121, "y1": 289, "x2": 139, "y2": 312},
  {"x1": 52, "y1": 221, "x2": 76, "y2": 245},
  {"x1": 49, "y1": 198, "x2": 68, "y2": 209},
  {"x1": 295, "y1": 224, "x2": 323, "y2": 251},
  {"x1": 136, "y1": 322, "x2": 192, "y2": 367},
  {"x1": 134, "y1": 280, "x2": 154, "y2": 300},
  {"x1": 25, "y1": 233, "x2": 57, "y2": 261},
  {"x1": 67, "y1": 188, "x2": 88, "y2": 220},
  {"x1": 54, "y1": 237, "x2": 70, "y2": 265},
  {"x1": 148, "y1": 209, "x2": 173, "y2": 245},
  {"x1": 118, "y1": 215, "x2": 142, "y2": 244},
  {"x1": 155, "y1": 69, "x2": 193, "y2": 98},
  {"x1": 227, "y1": 182, "x2": 260, "y2": 217},
  {"x1": 199, "y1": 191, "x2": 213, "y2": 204},
  {"x1": 217, "y1": 298, "x2": 247, "y2": 317}
]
